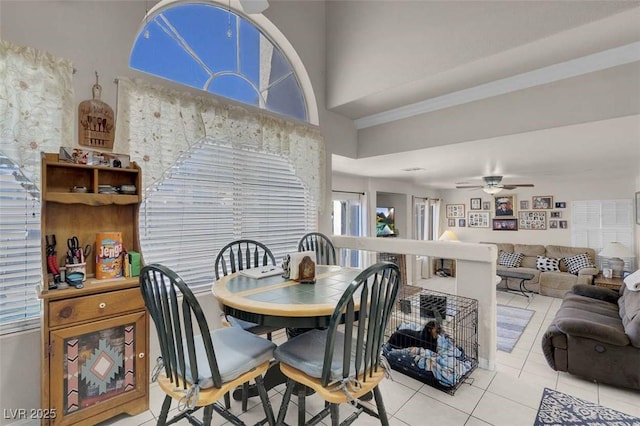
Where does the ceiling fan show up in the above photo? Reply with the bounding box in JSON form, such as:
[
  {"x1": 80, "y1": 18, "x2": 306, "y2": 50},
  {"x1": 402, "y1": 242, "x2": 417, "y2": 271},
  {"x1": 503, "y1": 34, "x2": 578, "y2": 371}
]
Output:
[{"x1": 456, "y1": 176, "x2": 534, "y2": 194}]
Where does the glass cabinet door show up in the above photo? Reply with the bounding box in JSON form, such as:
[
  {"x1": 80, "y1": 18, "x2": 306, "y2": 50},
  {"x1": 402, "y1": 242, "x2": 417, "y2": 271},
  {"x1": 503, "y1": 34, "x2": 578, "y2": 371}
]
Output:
[{"x1": 49, "y1": 312, "x2": 146, "y2": 424}]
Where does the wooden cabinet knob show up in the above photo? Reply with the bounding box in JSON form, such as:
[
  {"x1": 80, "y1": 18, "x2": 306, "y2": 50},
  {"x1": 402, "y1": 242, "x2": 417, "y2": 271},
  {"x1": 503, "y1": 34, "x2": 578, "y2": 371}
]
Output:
[
  {"x1": 138, "y1": 352, "x2": 145, "y2": 358},
  {"x1": 98, "y1": 302, "x2": 106, "y2": 309}
]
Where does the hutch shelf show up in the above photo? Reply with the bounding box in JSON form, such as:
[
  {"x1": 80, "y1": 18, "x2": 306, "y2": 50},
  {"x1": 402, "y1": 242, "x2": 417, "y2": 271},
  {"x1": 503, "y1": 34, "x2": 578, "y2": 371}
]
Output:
[{"x1": 38, "y1": 153, "x2": 148, "y2": 425}]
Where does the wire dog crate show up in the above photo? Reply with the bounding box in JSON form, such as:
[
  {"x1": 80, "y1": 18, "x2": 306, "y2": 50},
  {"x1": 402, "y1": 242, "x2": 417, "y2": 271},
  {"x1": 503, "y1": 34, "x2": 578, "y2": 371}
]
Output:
[{"x1": 383, "y1": 288, "x2": 478, "y2": 395}]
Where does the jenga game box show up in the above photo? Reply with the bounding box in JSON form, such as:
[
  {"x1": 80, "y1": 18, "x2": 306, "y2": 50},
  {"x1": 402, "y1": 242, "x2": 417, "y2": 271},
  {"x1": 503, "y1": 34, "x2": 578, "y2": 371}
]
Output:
[{"x1": 96, "y1": 232, "x2": 123, "y2": 279}]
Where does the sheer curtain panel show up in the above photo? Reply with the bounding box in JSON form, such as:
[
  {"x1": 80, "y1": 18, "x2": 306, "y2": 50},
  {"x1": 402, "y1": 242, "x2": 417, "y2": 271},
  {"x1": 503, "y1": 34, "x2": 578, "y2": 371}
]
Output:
[{"x1": 0, "y1": 39, "x2": 74, "y2": 333}]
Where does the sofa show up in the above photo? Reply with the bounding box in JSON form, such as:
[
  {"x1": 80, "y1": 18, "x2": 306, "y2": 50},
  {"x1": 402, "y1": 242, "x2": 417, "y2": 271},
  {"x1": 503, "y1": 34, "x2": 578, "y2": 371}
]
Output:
[
  {"x1": 541, "y1": 284, "x2": 640, "y2": 390},
  {"x1": 483, "y1": 243, "x2": 599, "y2": 298}
]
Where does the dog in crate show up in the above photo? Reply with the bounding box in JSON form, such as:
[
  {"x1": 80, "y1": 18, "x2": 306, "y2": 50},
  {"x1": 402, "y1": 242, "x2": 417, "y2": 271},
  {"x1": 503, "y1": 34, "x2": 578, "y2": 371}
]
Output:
[{"x1": 387, "y1": 320, "x2": 441, "y2": 352}]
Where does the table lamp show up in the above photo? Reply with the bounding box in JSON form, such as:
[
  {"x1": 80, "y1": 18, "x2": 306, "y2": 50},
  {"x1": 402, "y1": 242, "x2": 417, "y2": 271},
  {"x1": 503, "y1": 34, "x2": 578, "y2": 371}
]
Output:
[
  {"x1": 599, "y1": 242, "x2": 633, "y2": 278},
  {"x1": 438, "y1": 230, "x2": 459, "y2": 242}
]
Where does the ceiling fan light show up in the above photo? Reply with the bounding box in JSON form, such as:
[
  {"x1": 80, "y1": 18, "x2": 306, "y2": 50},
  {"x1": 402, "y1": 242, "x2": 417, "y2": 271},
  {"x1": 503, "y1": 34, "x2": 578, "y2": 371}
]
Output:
[{"x1": 482, "y1": 186, "x2": 503, "y2": 195}]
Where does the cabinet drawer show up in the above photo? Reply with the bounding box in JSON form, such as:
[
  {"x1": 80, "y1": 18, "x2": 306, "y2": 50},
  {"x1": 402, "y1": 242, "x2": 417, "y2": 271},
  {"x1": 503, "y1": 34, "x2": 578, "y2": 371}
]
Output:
[{"x1": 49, "y1": 288, "x2": 144, "y2": 327}]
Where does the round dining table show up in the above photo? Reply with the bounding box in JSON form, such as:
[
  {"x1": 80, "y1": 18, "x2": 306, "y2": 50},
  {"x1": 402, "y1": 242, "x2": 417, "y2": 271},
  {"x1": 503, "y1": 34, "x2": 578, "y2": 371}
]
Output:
[
  {"x1": 212, "y1": 264, "x2": 364, "y2": 400},
  {"x1": 212, "y1": 265, "x2": 362, "y2": 330}
]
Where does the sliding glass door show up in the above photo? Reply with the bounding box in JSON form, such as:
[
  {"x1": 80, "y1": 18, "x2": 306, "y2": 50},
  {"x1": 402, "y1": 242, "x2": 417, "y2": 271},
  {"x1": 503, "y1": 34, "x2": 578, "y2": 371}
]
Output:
[{"x1": 332, "y1": 192, "x2": 366, "y2": 268}]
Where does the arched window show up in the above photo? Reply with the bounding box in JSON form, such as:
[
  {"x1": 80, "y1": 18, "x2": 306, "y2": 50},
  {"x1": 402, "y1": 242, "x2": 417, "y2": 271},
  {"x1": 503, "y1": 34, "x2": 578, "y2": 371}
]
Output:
[{"x1": 130, "y1": 2, "x2": 309, "y2": 122}]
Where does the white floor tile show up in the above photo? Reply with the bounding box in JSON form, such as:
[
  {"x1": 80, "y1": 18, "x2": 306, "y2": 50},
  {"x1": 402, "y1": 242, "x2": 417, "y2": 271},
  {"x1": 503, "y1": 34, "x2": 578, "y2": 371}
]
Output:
[
  {"x1": 556, "y1": 381, "x2": 598, "y2": 404},
  {"x1": 418, "y1": 380, "x2": 484, "y2": 414},
  {"x1": 597, "y1": 382, "x2": 640, "y2": 406},
  {"x1": 464, "y1": 416, "x2": 494, "y2": 426},
  {"x1": 394, "y1": 392, "x2": 470, "y2": 426},
  {"x1": 376, "y1": 379, "x2": 420, "y2": 415},
  {"x1": 487, "y1": 372, "x2": 546, "y2": 410},
  {"x1": 473, "y1": 391, "x2": 537, "y2": 426},
  {"x1": 467, "y1": 367, "x2": 496, "y2": 391}
]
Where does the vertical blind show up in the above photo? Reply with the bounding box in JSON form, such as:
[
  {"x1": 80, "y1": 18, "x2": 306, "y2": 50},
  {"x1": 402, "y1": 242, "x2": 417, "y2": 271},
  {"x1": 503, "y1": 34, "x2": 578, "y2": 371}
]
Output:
[
  {"x1": 0, "y1": 154, "x2": 41, "y2": 334},
  {"x1": 139, "y1": 138, "x2": 317, "y2": 290}
]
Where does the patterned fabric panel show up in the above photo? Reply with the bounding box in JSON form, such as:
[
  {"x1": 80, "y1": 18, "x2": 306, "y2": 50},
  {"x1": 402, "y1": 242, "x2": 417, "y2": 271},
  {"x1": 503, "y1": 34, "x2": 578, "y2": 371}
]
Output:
[
  {"x1": 564, "y1": 253, "x2": 595, "y2": 275},
  {"x1": 536, "y1": 256, "x2": 560, "y2": 272},
  {"x1": 498, "y1": 251, "x2": 524, "y2": 268}
]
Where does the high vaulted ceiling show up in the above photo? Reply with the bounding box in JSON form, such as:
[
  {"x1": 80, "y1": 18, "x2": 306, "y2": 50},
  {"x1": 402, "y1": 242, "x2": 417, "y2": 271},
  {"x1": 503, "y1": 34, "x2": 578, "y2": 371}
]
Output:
[{"x1": 326, "y1": 1, "x2": 640, "y2": 189}]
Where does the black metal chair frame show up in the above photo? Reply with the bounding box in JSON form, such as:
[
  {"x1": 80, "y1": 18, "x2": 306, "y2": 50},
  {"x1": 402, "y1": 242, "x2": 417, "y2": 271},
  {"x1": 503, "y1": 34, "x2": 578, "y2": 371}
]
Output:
[
  {"x1": 140, "y1": 264, "x2": 275, "y2": 426},
  {"x1": 214, "y1": 239, "x2": 281, "y2": 411},
  {"x1": 276, "y1": 262, "x2": 401, "y2": 426},
  {"x1": 297, "y1": 232, "x2": 337, "y2": 266}
]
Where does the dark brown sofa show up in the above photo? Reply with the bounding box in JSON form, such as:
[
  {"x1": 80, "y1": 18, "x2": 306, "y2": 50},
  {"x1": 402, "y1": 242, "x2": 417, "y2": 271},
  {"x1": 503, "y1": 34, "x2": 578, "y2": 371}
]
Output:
[{"x1": 541, "y1": 284, "x2": 640, "y2": 390}]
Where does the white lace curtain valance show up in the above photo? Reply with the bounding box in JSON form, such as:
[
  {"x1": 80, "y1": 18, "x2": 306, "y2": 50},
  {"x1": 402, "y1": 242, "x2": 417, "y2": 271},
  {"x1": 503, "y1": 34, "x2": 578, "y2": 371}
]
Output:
[
  {"x1": 0, "y1": 38, "x2": 75, "y2": 189},
  {"x1": 114, "y1": 77, "x2": 325, "y2": 210}
]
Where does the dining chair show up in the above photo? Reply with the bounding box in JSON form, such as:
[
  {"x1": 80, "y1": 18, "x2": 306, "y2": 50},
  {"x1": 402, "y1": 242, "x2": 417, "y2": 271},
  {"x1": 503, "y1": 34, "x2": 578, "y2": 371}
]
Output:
[
  {"x1": 288, "y1": 232, "x2": 337, "y2": 340},
  {"x1": 214, "y1": 239, "x2": 281, "y2": 411},
  {"x1": 273, "y1": 261, "x2": 401, "y2": 426},
  {"x1": 297, "y1": 232, "x2": 337, "y2": 265},
  {"x1": 140, "y1": 264, "x2": 276, "y2": 426}
]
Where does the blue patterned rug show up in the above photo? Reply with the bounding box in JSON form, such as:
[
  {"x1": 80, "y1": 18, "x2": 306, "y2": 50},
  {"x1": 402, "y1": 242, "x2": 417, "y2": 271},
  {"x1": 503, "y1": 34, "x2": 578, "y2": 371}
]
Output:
[
  {"x1": 535, "y1": 388, "x2": 640, "y2": 425},
  {"x1": 497, "y1": 304, "x2": 534, "y2": 353}
]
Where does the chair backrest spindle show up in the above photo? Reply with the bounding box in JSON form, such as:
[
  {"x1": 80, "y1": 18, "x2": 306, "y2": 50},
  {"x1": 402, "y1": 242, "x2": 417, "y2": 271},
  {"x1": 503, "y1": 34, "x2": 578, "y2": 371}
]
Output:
[
  {"x1": 297, "y1": 232, "x2": 337, "y2": 265},
  {"x1": 214, "y1": 239, "x2": 276, "y2": 280}
]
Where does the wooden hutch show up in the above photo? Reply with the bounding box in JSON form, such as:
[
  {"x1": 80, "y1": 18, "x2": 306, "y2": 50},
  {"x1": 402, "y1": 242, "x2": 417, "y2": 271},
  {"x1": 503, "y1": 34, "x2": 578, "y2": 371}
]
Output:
[{"x1": 38, "y1": 152, "x2": 148, "y2": 425}]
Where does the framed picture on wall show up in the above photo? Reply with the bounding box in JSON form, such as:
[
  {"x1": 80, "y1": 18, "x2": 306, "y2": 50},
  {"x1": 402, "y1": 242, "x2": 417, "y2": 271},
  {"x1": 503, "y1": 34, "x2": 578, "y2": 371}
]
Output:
[
  {"x1": 468, "y1": 211, "x2": 490, "y2": 228},
  {"x1": 518, "y1": 211, "x2": 547, "y2": 230},
  {"x1": 459, "y1": 218, "x2": 466, "y2": 227},
  {"x1": 549, "y1": 220, "x2": 558, "y2": 229},
  {"x1": 494, "y1": 195, "x2": 516, "y2": 217},
  {"x1": 493, "y1": 218, "x2": 518, "y2": 231},
  {"x1": 520, "y1": 200, "x2": 529, "y2": 210},
  {"x1": 470, "y1": 198, "x2": 482, "y2": 210},
  {"x1": 532, "y1": 195, "x2": 553, "y2": 209},
  {"x1": 447, "y1": 218, "x2": 455, "y2": 227},
  {"x1": 446, "y1": 204, "x2": 465, "y2": 218},
  {"x1": 482, "y1": 201, "x2": 491, "y2": 211}
]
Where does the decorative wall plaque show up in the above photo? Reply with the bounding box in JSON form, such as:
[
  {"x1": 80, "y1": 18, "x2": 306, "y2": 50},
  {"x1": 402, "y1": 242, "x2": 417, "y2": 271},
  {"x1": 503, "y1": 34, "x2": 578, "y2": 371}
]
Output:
[{"x1": 78, "y1": 72, "x2": 114, "y2": 149}]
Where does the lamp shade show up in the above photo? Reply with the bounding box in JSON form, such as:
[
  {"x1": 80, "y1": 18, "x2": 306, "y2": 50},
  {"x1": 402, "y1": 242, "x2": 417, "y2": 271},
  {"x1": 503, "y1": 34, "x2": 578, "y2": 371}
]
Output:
[
  {"x1": 438, "y1": 230, "x2": 459, "y2": 242},
  {"x1": 598, "y1": 242, "x2": 633, "y2": 258},
  {"x1": 599, "y1": 242, "x2": 633, "y2": 278}
]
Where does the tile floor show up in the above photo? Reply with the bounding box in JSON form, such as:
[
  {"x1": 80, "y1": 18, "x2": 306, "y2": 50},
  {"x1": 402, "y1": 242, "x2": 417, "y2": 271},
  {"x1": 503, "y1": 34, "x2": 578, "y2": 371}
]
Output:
[{"x1": 101, "y1": 277, "x2": 640, "y2": 425}]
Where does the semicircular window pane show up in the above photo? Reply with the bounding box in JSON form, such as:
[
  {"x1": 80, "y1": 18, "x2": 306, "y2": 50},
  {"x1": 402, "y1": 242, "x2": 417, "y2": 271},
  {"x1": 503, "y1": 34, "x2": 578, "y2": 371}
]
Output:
[
  {"x1": 209, "y1": 74, "x2": 260, "y2": 106},
  {"x1": 130, "y1": 3, "x2": 307, "y2": 122}
]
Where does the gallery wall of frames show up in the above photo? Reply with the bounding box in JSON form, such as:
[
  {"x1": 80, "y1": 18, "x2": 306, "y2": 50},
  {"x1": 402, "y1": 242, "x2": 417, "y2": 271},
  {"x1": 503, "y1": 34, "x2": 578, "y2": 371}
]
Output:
[{"x1": 445, "y1": 195, "x2": 569, "y2": 232}]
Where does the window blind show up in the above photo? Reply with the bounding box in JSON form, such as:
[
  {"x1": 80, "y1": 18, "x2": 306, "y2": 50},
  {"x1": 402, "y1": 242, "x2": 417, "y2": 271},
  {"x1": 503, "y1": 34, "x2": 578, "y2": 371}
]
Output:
[
  {"x1": 571, "y1": 199, "x2": 634, "y2": 270},
  {"x1": 139, "y1": 139, "x2": 316, "y2": 291},
  {"x1": 0, "y1": 154, "x2": 42, "y2": 334}
]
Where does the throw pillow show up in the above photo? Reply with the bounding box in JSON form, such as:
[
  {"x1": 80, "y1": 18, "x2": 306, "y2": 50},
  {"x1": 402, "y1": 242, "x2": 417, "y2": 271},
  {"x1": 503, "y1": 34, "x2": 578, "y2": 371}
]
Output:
[
  {"x1": 536, "y1": 255, "x2": 560, "y2": 272},
  {"x1": 498, "y1": 251, "x2": 524, "y2": 268},
  {"x1": 564, "y1": 253, "x2": 595, "y2": 275}
]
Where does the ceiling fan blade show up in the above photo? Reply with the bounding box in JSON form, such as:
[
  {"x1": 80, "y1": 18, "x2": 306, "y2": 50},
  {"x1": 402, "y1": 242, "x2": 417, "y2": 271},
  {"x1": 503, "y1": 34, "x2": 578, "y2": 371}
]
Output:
[
  {"x1": 502, "y1": 184, "x2": 535, "y2": 190},
  {"x1": 455, "y1": 185, "x2": 483, "y2": 189}
]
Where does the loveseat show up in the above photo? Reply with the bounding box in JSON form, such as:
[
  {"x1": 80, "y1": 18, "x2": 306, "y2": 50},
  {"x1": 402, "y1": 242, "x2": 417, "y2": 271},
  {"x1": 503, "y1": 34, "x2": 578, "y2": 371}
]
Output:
[
  {"x1": 483, "y1": 243, "x2": 599, "y2": 298},
  {"x1": 541, "y1": 284, "x2": 640, "y2": 390}
]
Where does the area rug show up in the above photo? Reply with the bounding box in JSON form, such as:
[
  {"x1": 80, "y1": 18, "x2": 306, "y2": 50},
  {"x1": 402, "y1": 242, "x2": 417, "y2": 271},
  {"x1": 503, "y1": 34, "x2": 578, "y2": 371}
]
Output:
[
  {"x1": 497, "y1": 304, "x2": 534, "y2": 353},
  {"x1": 535, "y1": 388, "x2": 640, "y2": 425}
]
